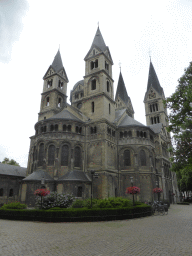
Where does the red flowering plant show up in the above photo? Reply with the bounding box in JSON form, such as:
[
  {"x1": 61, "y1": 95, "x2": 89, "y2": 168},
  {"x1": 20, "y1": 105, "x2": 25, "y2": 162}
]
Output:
[
  {"x1": 126, "y1": 186, "x2": 140, "y2": 195},
  {"x1": 153, "y1": 188, "x2": 163, "y2": 194},
  {"x1": 34, "y1": 188, "x2": 50, "y2": 197}
]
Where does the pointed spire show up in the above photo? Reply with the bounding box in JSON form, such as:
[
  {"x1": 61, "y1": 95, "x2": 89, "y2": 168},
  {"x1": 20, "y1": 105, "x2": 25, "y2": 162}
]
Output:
[
  {"x1": 115, "y1": 71, "x2": 129, "y2": 104},
  {"x1": 51, "y1": 50, "x2": 63, "y2": 72},
  {"x1": 91, "y1": 27, "x2": 107, "y2": 52},
  {"x1": 147, "y1": 61, "x2": 163, "y2": 95}
]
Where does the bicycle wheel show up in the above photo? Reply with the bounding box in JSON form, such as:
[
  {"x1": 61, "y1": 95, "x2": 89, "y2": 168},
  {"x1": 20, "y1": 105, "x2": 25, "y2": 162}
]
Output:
[{"x1": 159, "y1": 208, "x2": 165, "y2": 216}]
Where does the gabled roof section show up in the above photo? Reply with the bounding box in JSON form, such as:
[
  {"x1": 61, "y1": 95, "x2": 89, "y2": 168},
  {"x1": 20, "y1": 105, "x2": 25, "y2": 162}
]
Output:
[
  {"x1": 23, "y1": 170, "x2": 53, "y2": 181},
  {"x1": 119, "y1": 114, "x2": 145, "y2": 127},
  {"x1": 43, "y1": 50, "x2": 69, "y2": 82},
  {"x1": 0, "y1": 163, "x2": 26, "y2": 177},
  {"x1": 148, "y1": 123, "x2": 163, "y2": 134},
  {"x1": 146, "y1": 61, "x2": 163, "y2": 95},
  {"x1": 47, "y1": 109, "x2": 83, "y2": 122},
  {"x1": 84, "y1": 27, "x2": 113, "y2": 63},
  {"x1": 115, "y1": 71, "x2": 130, "y2": 105},
  {"x1": 59, "y1": 170, "x2": 91, "y2": 182}
]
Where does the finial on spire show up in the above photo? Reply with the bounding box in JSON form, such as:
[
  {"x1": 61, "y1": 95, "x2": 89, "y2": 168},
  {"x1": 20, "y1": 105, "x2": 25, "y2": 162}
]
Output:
[
  {"x1": 97, "y1": 21, "x2": 99, "y2": 27},
  {"x1": 119, "y1": 61, "x2": 121, "y2": 71},
  {"x1": 148, "y1": 49, "x2": 151, "y2": 62}
]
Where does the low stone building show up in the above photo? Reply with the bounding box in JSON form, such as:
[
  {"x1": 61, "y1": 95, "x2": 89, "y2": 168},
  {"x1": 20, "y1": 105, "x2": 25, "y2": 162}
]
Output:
[
  {"x1": 1, "y1": 27, "x2": 179, "y2": 207},
  {"x1": 0, "y1": 163, "x2": 26, "y2": 205}
]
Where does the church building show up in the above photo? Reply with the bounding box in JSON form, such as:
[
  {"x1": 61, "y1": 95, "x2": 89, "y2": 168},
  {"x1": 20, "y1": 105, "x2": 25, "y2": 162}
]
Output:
[{"x1": 18, "y1": 27, "x2": 179, "y2": 206}]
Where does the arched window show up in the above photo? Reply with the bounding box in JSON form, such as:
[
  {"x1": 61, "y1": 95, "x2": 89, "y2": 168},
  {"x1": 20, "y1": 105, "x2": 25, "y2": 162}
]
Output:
[
  {"x1": 124, "y1": 150, "x2": 131, "y2": 166},
  {"x1": 41, "y1": 127, "x2": 44, "y2": 133},
  {"x1": 151, "y1": 117, "x2": 153, "y2": 124},
  {"x1": 92, "y1": 102, "x2": 94, "y2": 113},
  {"x1": 50, "y1": 125, "x2": 54, "y2": 131},
  {"x1": 48, "y1": 145, "x2": 55, "y2": 166},
  {"x1": 0, "y1": 188, "x2": 3, "y2": 196},
  {"x1": 140, "y1": 150, "x2": 146, "y2": 166},
  {"x1": 63, "y1": 124, "x2": 66, "y2": 131},
  {"x1": 55, "y1": 124, "x2": 58, "y2": 131},
  {"x1": 74, "y1": 146, "x2": 81, "y2": 167},
  {"x1": 46, "y1": 97, "x2": 49, "y2": 106},
  {"x1": 137, "y1": 131, "x2": 140, "y2": 137},
  {"x1": 91, "y1": 79, "x2": 96, "y2": 90},
  {"x1": 140, "y1": 131, "x2": 143, "y2": 137},
  {"x1": 9, "y1": 189, "x2": 13, "y2": 197},
  {"x1": 109, "y1": 103, "x2": 111, "y2": 114},
  {"x1": 120, "y1": 132, "x2": 123, "y2": 138},
  {"x1": 77, "y1": 186, "x2": 83, "y2": 197},
  {"x1": 68, "y1": 125, "x2": 71, "y2": 132},
  {"x1": 124, "y1": 131, "x2": 127, "y2": 138},
  {"x1": 107, "y1": 81, "x2": 110, "y2": 92},
  {"x1": 38, "y1": 143, "x2": 44, "y2": 166},
  {"x1": 58, "y1": 98, "x2": 61, "y2": 107},
  {"x1": 43, "y1": 126, "x2": 46, "y2": 133},
  {"x1": 95, "y1": 59, "x2": 98, "y2": 68},
  {"x1": 61, "y1": 145, "x2": 69, "y2": 166}
]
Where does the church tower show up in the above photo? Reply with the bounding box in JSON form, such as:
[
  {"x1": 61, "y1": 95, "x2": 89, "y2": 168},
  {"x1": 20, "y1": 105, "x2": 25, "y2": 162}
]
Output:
[
  {"x1": 76, "y1": 27, "x2": 115, "y2": 122},
  {"x1": 38, "y1": 50, "x2": 69, "y2": 121},
  {"x1": 115, "y1": 71, "x2": 134, "y2": 118},
  {"x1": 144, "y1": 61, "x2": 168, "y2": 127}
]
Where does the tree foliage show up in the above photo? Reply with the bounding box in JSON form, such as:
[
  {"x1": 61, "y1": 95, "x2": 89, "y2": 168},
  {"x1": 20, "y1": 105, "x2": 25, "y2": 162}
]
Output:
[
  {"x1": 165, "y1": 62, "x2": 192, "y2": 191},
  {"x1": 2, "y1": 157, "x2": 20, "y2": 166}
]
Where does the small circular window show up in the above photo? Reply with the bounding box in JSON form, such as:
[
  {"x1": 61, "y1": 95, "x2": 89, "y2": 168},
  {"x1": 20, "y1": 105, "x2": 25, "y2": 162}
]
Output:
[{"x1": 77, "y1": 103, "x2": 82, "y2": 109}]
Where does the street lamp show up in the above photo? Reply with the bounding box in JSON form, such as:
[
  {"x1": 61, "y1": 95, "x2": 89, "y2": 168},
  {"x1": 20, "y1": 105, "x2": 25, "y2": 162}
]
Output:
[
  {"x1": 130, "y1": 176, "x2": 135, "y2": 206},
  {"x1": 156, "y1": 180, "x2": 160, "y2": 201},
  {"x1": 91, "y1": 170, "x2": 95, "y2": 208}
]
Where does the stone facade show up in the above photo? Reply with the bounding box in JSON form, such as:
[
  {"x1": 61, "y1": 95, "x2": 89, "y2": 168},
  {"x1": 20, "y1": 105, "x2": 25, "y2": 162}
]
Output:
[{"x1": 3, "y1": 27, "x2": 178, "y2": 207}]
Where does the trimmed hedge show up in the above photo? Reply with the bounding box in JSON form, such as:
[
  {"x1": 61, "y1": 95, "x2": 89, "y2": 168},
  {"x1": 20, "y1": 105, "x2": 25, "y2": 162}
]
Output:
[{"x1": 0, "y1": 205, "x2": 152, "y2": 222}]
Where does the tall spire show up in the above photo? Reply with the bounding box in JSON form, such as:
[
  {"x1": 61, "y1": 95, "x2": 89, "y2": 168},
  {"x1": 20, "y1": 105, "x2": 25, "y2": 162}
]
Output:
[
  {"x1": 115, "y1": 71, "x2": 129, "y2": 104},
  {"x1": 51, "y1": 50, "x2": 63, "y2": 72},
  {"x1": 147, "y1": 61, "x2": 163, "y2": 95},
  {"x1": 91, "y1": 27, "x2": 107, "y2": 52}
]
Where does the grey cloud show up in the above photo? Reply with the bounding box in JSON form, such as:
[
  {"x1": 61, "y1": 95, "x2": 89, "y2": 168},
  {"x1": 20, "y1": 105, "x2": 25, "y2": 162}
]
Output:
[{"x1": 0, "y1": 0, "x2": 29, "y2": 63}]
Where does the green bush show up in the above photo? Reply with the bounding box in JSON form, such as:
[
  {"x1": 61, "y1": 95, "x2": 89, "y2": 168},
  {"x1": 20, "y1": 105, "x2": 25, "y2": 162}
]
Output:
[
  {"x1": 1, "y1": 202, "x2": 27, "y2": 210},
  {"x1": 71, "y1": 197, "x2": 133, "y2": 209}
]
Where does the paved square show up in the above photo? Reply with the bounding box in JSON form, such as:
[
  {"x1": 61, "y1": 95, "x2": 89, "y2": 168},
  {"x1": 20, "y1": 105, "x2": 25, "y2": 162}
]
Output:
[{"x1": 0, "y1": 205, "x2": 192, "y2": 256}]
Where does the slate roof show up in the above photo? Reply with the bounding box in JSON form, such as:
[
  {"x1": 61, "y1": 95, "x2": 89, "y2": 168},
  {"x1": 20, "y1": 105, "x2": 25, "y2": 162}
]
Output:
[
  {"x1": 23, "y1": 170, "x2": 53, "y2": 181},
  {"x1": 0, "y1": 163, "x2": 27, "y2": 177},
  {"x1": 90, "y1": 27, "x2": 107, "y2": 52},
  {"x1": 115, "y1": 72, "x2": 130, "y2": 104},
  {"x1": 47, "y1": 109, "x2": 83, "y2": 122},
  {"x1": 59, "y1": 170, "x2": 91, "y2": 182},
  {"x1": 119, "y1": 114, "x2": 145, "y2": 127},
  {"x1": 146, "y1": 61, "x2": 163, "y2": 95},
  {"x1": 72, "y1": 80, "x2": 84, "y2": 91},
  {"x1": 148, "y1": 123, "x2": 163, "y2": 134},
  {"x1": 52, "y1": 50, "x2": 64, "y2": 72},
  {"x1": 114, "y1": 109, "x2": 126, "y2": 123}
]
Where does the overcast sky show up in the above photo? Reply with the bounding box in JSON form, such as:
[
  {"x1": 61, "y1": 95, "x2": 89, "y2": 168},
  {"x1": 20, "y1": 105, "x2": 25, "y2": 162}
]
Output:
[{"x1": 0, "y1": 0, "x2": 192, "y2": 167}]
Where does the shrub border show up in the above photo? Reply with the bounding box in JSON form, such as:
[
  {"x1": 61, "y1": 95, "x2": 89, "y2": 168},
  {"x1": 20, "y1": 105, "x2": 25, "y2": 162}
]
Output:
[{"x1": 0, "y1": 205, "x2": 152, "y2": 222}]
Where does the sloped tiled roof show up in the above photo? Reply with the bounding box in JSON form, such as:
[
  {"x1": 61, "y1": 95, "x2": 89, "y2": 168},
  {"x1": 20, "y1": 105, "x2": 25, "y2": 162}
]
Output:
[
  {"x1": 146, "y1": 61, "x2": 163, "y2": 95},
  {"x1": 72, "y1": 80, "x2": 84, "y2": 91},
  {"x1": 90, "y1": 27, "x2": 107, "y2": 52},
  {"x1": 114, "y1": 109, "x2": 126, "y2": 123},
  {"x1": 119, "y1": 115, "x2": 145, "y2": 127},
  {"x1": 23, "y1": 170, "x2": 53, "y2": 181},
  {"x1": 115, "y1": 72, "x2": 130, "y2": 105},
  {"x1": 0, "y1": 163, "x2": 27, "y2": 177},
  {"x1": 148, "y1": 123, "x2": 163, "y2": 134},
  {"x1": 48, "y1": 109, "x2": 83, "y2": 122},
  {"x1": 52, "y1": 50, "x2": 63, "y2": 72},
  {"x1": 59, "y1": 170, "x2": 91, "y2": 182}
]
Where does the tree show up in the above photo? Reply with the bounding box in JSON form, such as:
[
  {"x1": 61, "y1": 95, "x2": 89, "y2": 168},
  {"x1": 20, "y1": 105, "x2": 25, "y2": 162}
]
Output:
[
  {"x1": 165, "y1": 61, "x2": 192, "y2": 192},
  {"x1": 2, "y1": 157, "x2": 20, "y2": 166}
]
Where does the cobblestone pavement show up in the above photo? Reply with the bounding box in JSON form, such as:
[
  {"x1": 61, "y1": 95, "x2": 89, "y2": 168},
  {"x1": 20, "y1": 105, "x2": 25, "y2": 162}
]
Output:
[{"x1": 0, "y1": 205, "x2": 192, "y2": 256}]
